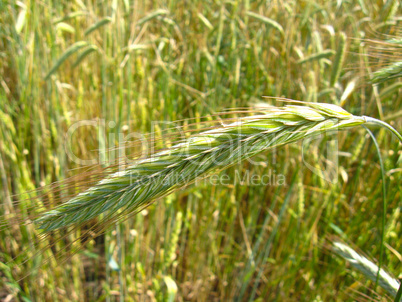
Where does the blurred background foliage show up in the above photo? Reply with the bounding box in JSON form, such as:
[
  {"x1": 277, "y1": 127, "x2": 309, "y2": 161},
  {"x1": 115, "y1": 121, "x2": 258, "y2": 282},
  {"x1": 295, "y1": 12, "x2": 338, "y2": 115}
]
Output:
[{"x1": 0, "y1": 0, "x2": 401, "y2": 301}]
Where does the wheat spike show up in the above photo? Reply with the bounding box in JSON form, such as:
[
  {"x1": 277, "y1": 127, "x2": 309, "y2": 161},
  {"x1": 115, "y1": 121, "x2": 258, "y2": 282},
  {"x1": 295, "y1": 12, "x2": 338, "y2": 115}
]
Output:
[
  {"x1": 333, "y1": 241, "x2": 401, "y2": 300},
  {"x1": 330, "y1": 32, "x2": 347, "y2": 87},
  {"x1": 35, "y1": 103, "x2": 388, "y2": 232},
  {"x1": 371, "y1": 61, "x2": 402, "y2": 84}
]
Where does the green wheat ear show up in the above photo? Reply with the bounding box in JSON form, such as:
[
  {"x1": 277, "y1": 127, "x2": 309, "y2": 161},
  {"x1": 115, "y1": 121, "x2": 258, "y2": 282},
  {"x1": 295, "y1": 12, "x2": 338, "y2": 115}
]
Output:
[
  {"x1": 35, "y1": 103, "x2": 401, "y2": 232},
  {"x1": 333, "y1": 241, "x2": 401, "y2": 300},
  {"x1": 371, "y1": 61, "x2": 402, "y2": 84}
]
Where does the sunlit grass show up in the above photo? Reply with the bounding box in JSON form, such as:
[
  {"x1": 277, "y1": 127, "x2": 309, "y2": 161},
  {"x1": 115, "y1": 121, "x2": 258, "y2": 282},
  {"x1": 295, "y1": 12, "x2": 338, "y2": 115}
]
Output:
[{"x1": 0, "y1": 1, "x2": 401, "y2": 301}]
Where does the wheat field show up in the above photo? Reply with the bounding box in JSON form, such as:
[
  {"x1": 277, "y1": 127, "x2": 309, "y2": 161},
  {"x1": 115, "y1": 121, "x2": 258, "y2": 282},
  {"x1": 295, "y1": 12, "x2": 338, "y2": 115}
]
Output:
[{"x1": 0, "y1": 0, "x2": 401, "y2": 301}]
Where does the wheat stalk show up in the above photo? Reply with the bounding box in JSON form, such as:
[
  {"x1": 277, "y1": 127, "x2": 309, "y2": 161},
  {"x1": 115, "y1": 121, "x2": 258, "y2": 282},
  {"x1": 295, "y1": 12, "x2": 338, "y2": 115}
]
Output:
[
  {"x1": 35, "y1": 103, "x2": 398, "y2": 232},
  {"x1": 332, "y1": 241, "x2": 401, "y2": 300}
]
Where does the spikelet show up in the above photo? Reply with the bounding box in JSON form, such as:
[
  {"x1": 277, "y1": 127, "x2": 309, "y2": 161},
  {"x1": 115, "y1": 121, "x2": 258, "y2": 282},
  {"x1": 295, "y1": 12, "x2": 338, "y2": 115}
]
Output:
[{"x1": 371, "y1": 61, "x2": 402, "y2": 84}]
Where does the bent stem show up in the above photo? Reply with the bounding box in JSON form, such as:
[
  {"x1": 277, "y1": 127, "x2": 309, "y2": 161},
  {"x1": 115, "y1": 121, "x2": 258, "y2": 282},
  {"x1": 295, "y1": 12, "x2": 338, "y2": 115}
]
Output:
[
  {"x1": 362, "y1": 116, "x2": 401, "y2": 299},
  {"x1": 363, "y1": 116, "x2": 402, "y2": 144}
]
